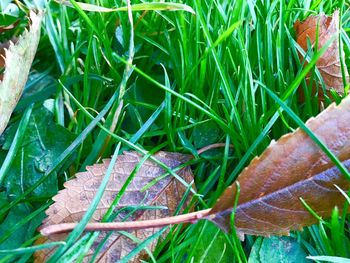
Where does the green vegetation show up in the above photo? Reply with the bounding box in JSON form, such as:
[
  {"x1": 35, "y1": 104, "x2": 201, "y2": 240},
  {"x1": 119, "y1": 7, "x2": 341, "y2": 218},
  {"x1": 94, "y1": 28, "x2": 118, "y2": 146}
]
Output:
[{"x1": 0, "y1": 0, "x2": 350, "y2": 262}]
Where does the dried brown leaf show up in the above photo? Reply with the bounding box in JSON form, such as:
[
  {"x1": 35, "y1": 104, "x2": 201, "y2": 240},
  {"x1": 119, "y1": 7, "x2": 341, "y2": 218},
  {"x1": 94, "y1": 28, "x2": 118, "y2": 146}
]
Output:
[
  {"x1": 294, "y1": 10, "x2": 349, "y2": 99},
  {"x1": 209, "y1": 96, "x2": 350, "y2": 237},
  {"x1": 35, "y1": 151, "x2": 193, "y2": 262},
  {"x1": 0, "y1": 11, "x2": 42, "y2": 135}
]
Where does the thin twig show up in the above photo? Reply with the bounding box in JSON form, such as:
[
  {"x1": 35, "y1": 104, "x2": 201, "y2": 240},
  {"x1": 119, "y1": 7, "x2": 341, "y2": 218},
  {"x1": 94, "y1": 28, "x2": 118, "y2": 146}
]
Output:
[
  {"x1": 197, "y1": 143, "x2": 234, "y2": 155},
  {"x1": 40, "y1": 209, "x2": 212, "y2": 236}
]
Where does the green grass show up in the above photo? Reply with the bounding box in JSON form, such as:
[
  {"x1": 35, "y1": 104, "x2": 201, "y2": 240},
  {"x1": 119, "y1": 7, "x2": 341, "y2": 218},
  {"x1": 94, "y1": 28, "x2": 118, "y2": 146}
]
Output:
[{"x1": 0, "y1": 0, "x2": 350, "y2": 262}]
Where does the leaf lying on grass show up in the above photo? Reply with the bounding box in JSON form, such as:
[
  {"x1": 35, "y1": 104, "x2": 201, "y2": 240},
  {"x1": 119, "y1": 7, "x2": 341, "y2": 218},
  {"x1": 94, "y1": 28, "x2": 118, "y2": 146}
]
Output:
[
  {"x1": 36, "y1": 151, "x2": 193, "y2": 262},
  {"x1": 41, "y1": 94, "x2": 350, "y2": 242},
  {"x1": 0, "y1": 11, "x2": 43, "y2": 136},
  {"x1": 1, "y1": 106, "x2": 76, "y2": 199},
  {"x1": 0, "y1": 204, "x2": 41, "y2": 250},
  {"x1": 209, "y1": 94, "x2": 350, "y2": 237},
  {"x1": 294, "y1": 10, "x2": 349, "y2": 100}
]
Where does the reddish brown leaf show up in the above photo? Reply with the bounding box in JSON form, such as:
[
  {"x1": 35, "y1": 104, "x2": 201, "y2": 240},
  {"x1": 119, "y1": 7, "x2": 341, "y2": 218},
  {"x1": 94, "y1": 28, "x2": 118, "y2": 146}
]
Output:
[
  {"x1": 294, "y1": 10, "x2": 349, "y2": 100},
  {"x1": 35, "y1": 151, "x2": 193, "y2": 262},
  {"x1": 208, "y1": 96, "x2": 350, "y2": 237}
]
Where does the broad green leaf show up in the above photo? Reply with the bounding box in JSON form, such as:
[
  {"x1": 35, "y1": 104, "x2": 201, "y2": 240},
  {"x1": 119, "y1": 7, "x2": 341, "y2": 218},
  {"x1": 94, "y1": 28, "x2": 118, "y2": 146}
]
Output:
[
  {"x1": 0, "y1": 202, "x2": 46, "y2": 263},
  {"x1": 248, "y1": 236, "x2": 309, "y2": 263},
  {"x1": 2, "y1": 106, "x2": 75, "y2": 199},
  {"x1": 193, "y1": 121, "x2": 221, "y2": 149},
  {"x1": 0, "y1": 204, "x2": 31, "y2": 249},
  {"x1": 191, "y1": 221, "x2": 233, "y2": 263},
  {"x1": 0, "y1": 203, "x2": 43, "y2": 249},
  {"x1": 15, "y1": 72, "x2": 57, "y2": 111}
]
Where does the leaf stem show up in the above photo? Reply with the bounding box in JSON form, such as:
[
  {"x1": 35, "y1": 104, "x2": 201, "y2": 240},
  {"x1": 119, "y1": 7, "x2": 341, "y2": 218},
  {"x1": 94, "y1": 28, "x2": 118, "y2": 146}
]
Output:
[
  {"x1": 197, "y1": 143, "x2": 233, "y2": 155},
  {"x1": 40, "y1": 209, "x2": 211, "y2": 236}
]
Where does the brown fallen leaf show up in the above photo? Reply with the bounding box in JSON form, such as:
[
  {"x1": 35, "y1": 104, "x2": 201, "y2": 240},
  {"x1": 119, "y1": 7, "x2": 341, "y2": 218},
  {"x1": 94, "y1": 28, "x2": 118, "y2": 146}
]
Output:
[
  {"x1": 0, "y1": 11, "x2": 42, "y2": 136},
  {"x1": 209, "y1": 95, "x2": 350, "y2": 236},
  {"x1": 36, "y1": 151, "x2": 193, "y2": 262},
  {"x1": 294, "y1": 10, "x2": 349, "y2": 100},
  {"x1": 41, "y1": 95, "x2": 350, "y2": 241}
]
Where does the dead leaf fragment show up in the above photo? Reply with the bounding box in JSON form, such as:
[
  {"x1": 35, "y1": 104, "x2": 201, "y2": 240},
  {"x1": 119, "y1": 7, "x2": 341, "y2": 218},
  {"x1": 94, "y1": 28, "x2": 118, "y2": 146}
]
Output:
[
  {"x1": 0, "y1": 21, "x2": 19, "y2": 33},
  {"x1": 294, "y1": 10, "x2": 349, "y2": 99},
  {"x1": 209, "y1": 95, "x2": 350, "y2": 237},
  {"x1": 36, "y1": 151, "x2": 193, "y2": 262},
  {"x1": 0, "y1": 41, "x2": 11, "y2": 79},
  {"x1": 0, "y1": 11, "x2": 42, "y2": 136}
]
